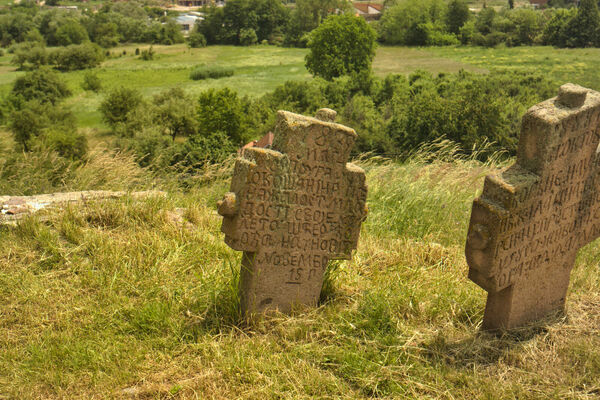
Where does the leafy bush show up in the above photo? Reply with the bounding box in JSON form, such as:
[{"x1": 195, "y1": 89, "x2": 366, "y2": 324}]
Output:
[
  {"x1": 188, "y1": 30, "x2": 207, "y2": 48},
  {"x1": 99, "y1": 87, "x2": 143, "y2": 129},
  {"x1": 9, "y1": 100, "x2": 78, "y2": 154},
  {"x1": 120, "y1": 127, "x2": 172, "y2": 167},
  {"x1": 164, "y1": 131, "x2": 237, "y2": 168},
  {"x1": 197, "y1": 88, "x2": 252, "y2": 146},
  {"x1": 39, "y1": 129, "x2": 88, "y2": 160},
  {"x1": 50, "y1": 43, "x2": 105, "y2": 71},
  {"x1": 189, "y1": 65, "x2": 234, "y2": 80},
  {"x1": 12, "y1": 42, "x2": 48, "y2": 70},
  {"x1": 151, "y1": 87, "x2": 197, "y2": 140},
  {"x1": 11, "y1": 68, "x2": 71, "y2": 104},
  {"x1": 54, "y1": 20, "x2": 89, "y2": 46},
  {"x1": 239, "y1": 28, "x2": 257, "y2": 46},
  {"x1": 81, "y1": 71, "x2": 102, "y2": 92},
  {"x1": 140, "y1": 46, "x2": 155, "y2": 60}
]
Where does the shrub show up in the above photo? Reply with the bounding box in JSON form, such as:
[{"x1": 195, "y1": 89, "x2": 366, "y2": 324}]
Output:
[
  {"x1": 126, "y1": 127, "x2": 172, "y2": 167},
  {"x1": 12, "y1": 42, "x2": 48, "y2": 70},
  {"x1": 54, "y1": 20, "x2": 89, "y2": 46},
  {"x1": 188, "y1": 31, "x2": 207, "y2": 48},
  {"x1": 197, "y1": 87, "x2": 249, "y2": 145},
  {"x1": 9, "y1": 104, "x2": 46, "y2": 150},
  {"x1": 152, "y1": 87, "x2": 197, "y2": 140},
  {"x1": 165, "y1": 131, "x2": 237, "y2": 168},
  {"x1": 99, "y1": 87, "x2": 143, "y2": 129},
  {"x1": 12, "y1": 68, "x2": 71, "y2": 104},
  {"x1": 9, "y1": 101, "x2": 78, "y2": 152},
  {"x1": 189, "y1": 65, "x2": 234, "y2": 80},
  {"x1": 51, "y1": 43, "x2": 105, "y2": 71},
  {"x1": 239, "y1": 28, "x2": 257, "y2": 46},
  {"x1": 140, "y1": 46, "x2": 155, "y2": 60},
  {"x1": 39, "y1": 129, "x2": 88, "y2": 160},
  {"x1": 81, "y1": 71, "x2": 102, "y2": 92}
]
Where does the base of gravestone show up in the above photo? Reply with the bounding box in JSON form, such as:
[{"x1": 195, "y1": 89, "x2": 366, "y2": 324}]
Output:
[
  {"x1": 481, "y1": 264, "x2": 571, "y2": 331},
  {"x1": 238, "y1": 251, "x2": 328, "y2": 315}
]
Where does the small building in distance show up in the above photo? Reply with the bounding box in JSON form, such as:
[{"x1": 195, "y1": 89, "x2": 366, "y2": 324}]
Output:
[
  {"x1": 176, "y1": 0, "x2": 209, "y2": 6},
  {"x1": 353, "y1": 2, "x2": 384, "y2": 20},
  {"x1": 175, "y1": 12, "x2": 204, "y2": 33},
  {"x1": 529, "y1": 0, "x2": 549, "y2": 7}
]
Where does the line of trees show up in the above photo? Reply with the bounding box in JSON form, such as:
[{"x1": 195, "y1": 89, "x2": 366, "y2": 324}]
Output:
[
  {"x1": 378, "y1": 0, "x2": 600, "y2": 48},
  {"x1": 196, "y1": 0, "x2": 600, "y2": 49},
  {"x1": 1, "y1": 0, "x2": 599, "y2": 51},
  {"x1": 0, "y1": 1, "x2": 184, "y2": 49},
  {"x1": 196, "y1": 0, "x2": 350, "y2": 47}
]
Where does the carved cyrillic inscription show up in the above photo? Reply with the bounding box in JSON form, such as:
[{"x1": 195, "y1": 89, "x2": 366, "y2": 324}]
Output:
[
  {"x1": 466, "y1": 83, "x2": 600, "y2": 330},
  {"x1": 218, "y1": 109, "x2": 368, "y2": 314}
]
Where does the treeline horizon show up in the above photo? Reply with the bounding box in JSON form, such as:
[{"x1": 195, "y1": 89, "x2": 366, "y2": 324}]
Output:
[{"x1": 1, "y1": 0, "x2": 600, "y2": 52}]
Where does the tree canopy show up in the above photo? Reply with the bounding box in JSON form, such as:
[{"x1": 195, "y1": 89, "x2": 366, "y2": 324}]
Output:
[{"x1": 305, "y1": 14, "x2": 377, "y2": 81}]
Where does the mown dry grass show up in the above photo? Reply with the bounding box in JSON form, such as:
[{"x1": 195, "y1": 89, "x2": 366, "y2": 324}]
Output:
[{"x1": 1, "y1": 145, "x2": 599, "y2": 399}]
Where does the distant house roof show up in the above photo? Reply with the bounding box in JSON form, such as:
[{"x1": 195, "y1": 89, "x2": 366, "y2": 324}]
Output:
[
  {"x1": 353, "y1": 3, "x2": 383, "y2": 19},
  {"x1": 240, "y1": 132, "x2": 274, "y2": 154},
  {"x1": 176, "y1": 14, "x2": 203, "y2": 24}
]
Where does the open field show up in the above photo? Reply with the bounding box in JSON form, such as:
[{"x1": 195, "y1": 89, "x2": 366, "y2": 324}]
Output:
[
  {"x1": 1, "y1": 44, "x2": 599, "y2": 134},
  {"x1": 1, "y1": 146, "x2": 600, "y2": 398},
  {"x1": 428, "y1": 45, "x2": 600, "y2": 92}
]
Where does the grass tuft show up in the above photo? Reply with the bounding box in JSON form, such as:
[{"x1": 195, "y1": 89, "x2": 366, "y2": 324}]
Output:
[{"x1": 190, "y1": 65, "x2": 235, "y2": 81}]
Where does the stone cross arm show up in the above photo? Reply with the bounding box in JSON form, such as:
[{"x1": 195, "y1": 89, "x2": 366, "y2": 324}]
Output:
[{"x1": 466, "y1": 84, "x2": 600, "y2": 330}]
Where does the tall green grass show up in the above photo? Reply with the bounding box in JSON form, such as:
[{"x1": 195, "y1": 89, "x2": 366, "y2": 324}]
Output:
[
  {"x1": 190, "y1": 65, "x2": 235, "y2": 81},
  {"x1": 1, "y1": 143, "x2": 599, "y2": 398}
]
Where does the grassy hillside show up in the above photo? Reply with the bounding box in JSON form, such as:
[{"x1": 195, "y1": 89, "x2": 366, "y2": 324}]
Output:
[
  {"x1": 1, "y1": 145, "x2": 599, "y2": 399},
  {"x1": 1, "y1": 44, "x2": 599, "y2": 136},
  {"x1": 2, "y1": 43, "x2": 600, "y2": 398}
]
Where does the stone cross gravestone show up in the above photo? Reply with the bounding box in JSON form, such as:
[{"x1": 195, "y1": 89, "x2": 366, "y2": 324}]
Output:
[
  {"x1": 217, "y1": 109, "x2": 368, "y2": 314},
  {"x1": 466, "y1": 84, "x2": 600, "y2": 330}
]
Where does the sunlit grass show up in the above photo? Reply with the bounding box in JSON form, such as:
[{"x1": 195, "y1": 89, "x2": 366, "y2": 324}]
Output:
[{"x1": 1, "y1": 144, "x2": 599, "y2": 398}]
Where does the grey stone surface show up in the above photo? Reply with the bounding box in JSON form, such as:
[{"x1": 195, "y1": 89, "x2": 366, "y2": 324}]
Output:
[
  {"x1": 218, "y1": 110, "x2": 368, "y2": 315},
  {"x1": 466, "y1": 84, "x2": 600, "y2": 330}
]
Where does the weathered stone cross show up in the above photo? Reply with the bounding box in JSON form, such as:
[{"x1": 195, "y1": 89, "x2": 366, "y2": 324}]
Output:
[
  {"x1": 218, "y1": 109, "x2": 368, "y2": 315},
  {"x1": 466, "y1": 84, "x2": 600, "y2": 330}
]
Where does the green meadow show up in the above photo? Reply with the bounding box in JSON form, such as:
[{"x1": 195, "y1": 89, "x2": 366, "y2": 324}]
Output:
[{"x1": 2, "y1": 43, "x2": 600, "y2": 134}]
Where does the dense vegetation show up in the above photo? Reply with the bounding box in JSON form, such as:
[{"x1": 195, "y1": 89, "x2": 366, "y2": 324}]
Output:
[
  {"x1": 379, "y1": 0, "x2": 600, "y2": 48},
  {"x1": 195, "y1": 0, "x2": 600, "y2": 49},
  {"x1": 0, "y1": 0, "x2": 183, "y2": 49},
  {"x1": 0, "y1": 62, "x2": 555, "y2": 178}
]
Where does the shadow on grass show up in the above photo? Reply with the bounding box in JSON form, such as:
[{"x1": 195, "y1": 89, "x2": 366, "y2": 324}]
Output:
[
  {"x1": 181, "y1": 258, "x2": 243, "y2": 339},
  {"x1": 422, "y1": 311, "x2": 567, "y2": 368}
]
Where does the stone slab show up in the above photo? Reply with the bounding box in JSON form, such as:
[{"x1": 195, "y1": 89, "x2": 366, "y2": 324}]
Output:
[
  {"x1": 466, "y1": 84, "x2": 600, "y2": 330},
  {"x1": 218, "y1": 109, "x2": 368, "y2": 314}
]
